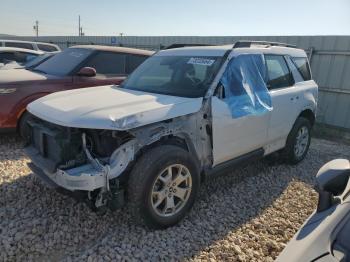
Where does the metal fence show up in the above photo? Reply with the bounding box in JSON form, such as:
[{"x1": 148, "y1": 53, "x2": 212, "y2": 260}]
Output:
[{"x1": 4, "y1": 35, "x2": 350, "y2": 130}]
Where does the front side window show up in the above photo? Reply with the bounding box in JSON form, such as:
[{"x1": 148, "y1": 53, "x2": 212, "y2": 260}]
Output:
[
  {"x1": 5, "y1": 42, "x2": 34, "y2": 50},
  {"x1": 122, "y1": 55, "x2": 223, "y2": 98},
  {"x1": 24, "y1": 53, "x2": 53, "y2": 68},
  {"x1": 84, "y1": 52, "x2": 126, "y2": 75},
  {"x1": 34, "y1": 48, "x2": 92, "y2": 76},
  {"x1": 37, "y1": 44, "x2": 59, "y2": 52},
  {"x1": 265, "y1": 55, "x2": 294, "y2": 89},
  {"x1": 219, "y1": 54, "x2": 272, "y2": 118},
  {"x1": 21, "y1": 53, "x2": 38, "y2": 63},
  {"x1": 291, "y1": 57, "x2": 311, "y2": 81}
]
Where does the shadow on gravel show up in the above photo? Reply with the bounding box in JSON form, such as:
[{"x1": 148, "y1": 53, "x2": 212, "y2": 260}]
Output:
[
  {"x1": 0, "y1": 137, "x2": 349, "y2": 261},
  {"x1": 0, "y1": 133, "x2": 26, "y2": 161}
]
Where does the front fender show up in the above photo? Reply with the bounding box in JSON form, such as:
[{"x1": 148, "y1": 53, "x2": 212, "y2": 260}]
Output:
[{"x1": 11, "y1": 92, "x2": 52, "y2": 127}]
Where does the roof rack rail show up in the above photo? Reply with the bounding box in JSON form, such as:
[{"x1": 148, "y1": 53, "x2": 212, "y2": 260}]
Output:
[
  {"x1": 164, "y1": 43, "x2": 213, "y2": 49},
  {"x1": 233, "y1": 40, "x2": 296, "y2": 48}
]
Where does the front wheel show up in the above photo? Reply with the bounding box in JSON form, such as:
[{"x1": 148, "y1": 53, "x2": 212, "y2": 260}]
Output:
[
  {"x1": 18, "y1": 112, "x2": 33, "y2": 141},
  {"x1": 283, "y1": 117, "x2": 312, "y2": 164},
  {"x1": 128, "y1": 145, "x2": 200, "y2": 229}
]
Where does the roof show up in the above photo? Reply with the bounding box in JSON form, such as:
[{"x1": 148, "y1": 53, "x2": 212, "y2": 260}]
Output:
[
  {"x1": 156, "y1": 43, "x2": 307, "y2": 57},
  {"x1": 71, "y1": 45, "x2": 154, "y2": 56},
  {"x1": 0, "y1": 39, "x2": 59, "y2": 47},
  {"x1": 0, "y1": 47, "x2": 44, "y2": 55},
  {"x1": 157, "y1": 45, "x2": 232, "y2": 57}
]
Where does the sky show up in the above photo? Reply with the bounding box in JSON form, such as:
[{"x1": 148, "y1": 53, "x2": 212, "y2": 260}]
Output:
[{"x1": 0, "y1": 0, "x2": 349, "y2": 36}]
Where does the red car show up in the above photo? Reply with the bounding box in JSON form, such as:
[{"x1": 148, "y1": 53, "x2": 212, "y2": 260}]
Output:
[{"x1": 0, "y1": 45, "x2": 153, "y2": 136}]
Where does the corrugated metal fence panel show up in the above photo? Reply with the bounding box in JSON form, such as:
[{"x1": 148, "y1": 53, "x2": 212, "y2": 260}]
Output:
[{"x1": 4, "y1": 35, "x2": 350, "y2": 129}]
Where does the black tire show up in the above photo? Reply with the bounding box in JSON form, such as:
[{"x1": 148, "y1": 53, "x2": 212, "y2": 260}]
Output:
[
  {"x1": 128, "y1": 145, "x2": 200, "y2": 229},
  {"x1": 18, "y1": 112, "x2": 33, "y2": 141},
  {"x1": 282, "y1": 117, "x2": 312, "y2": 165}
]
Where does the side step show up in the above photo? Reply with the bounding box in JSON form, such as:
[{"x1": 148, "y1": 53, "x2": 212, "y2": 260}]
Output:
[{"x1": 206, "y1": 148, "x2": 264, "y2": 177}]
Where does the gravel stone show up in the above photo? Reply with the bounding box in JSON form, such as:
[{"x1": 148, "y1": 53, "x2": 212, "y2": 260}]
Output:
[{"x1": 1, "y1": 134, "x2": 349, "y2": 261}]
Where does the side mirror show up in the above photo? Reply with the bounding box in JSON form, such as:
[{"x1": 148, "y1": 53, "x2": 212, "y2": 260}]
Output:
[
  {"x1": 315, "y1": 159, "x2": 350, "y2": 212},
  {"x1": 77, "y1": 67, "x2": 96, "y2": 77}
]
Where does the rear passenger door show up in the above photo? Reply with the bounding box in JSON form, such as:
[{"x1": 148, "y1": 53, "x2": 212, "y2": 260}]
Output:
[{"x1": 265, "y1": 55, "x2": 301, "y2": 146}]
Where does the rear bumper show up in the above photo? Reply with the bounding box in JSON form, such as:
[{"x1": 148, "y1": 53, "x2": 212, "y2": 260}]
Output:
[{"x1": 24, "y1": 146, "x2": 107, "y2": 191}]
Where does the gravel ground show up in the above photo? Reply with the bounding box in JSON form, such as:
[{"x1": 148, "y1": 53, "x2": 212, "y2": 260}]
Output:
[{"x1": 1, "y1": 134, "x2": 349, "y2": 262}]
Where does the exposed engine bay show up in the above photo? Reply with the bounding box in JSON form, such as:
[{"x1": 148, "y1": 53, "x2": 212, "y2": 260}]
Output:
[{"x1": 28, "y1": 116, "x2": 133, "y2": 172}]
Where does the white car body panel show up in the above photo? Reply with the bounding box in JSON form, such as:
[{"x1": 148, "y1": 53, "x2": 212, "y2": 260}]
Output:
[
  {"x1": 0, "y1": 40, "x2": 61, "y2": 52},
  {"x1": 0, "y1": 47, "x2": 44, "y2": 55},
  {"x1": 267, "y1": 80, "x2": 318, "y2": 146},
  {"x1": 211, "y1": 97, "x2": 270, "y2": 166},
  {"x1": 27, "y1": 85, "x2": 203, "y2": 131}
]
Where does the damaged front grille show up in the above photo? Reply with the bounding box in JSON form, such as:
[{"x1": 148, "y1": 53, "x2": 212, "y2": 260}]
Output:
[
  {"x1": 26, "y1": 116, "x2": 134, "y2": 173},
  {"x1": 28, "y1": 118, "x2": 87, "y2": 172}
]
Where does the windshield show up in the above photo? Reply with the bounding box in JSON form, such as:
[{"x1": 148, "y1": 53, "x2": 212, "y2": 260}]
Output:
[
  {"x1": 25, "y1": 53, "x2": 53, "y2": 68},
  {"x1": 121, "y1": 55, "x2": 223, "y2": 98},
  {"x1": 34, "y1": 48, "x2": 92, "y2": 76}
]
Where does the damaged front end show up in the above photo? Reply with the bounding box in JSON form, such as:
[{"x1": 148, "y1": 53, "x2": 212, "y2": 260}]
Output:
[{"x1": 25, "y1": 116, "x2": 137, "y2": 211}]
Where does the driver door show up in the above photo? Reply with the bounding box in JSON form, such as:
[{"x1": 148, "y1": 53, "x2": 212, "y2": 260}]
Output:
[
  {"x1": 211, "y1": 96, "x2": 270, "y2": 166},
  {"x1": 211, "y1": 53, "x2": 271, "y2": 166}
]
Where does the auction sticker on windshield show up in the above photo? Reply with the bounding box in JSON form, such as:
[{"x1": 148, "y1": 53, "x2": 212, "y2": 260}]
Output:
[{"x1": 187, "y1": 57, "x2": 215, "y2": 66}]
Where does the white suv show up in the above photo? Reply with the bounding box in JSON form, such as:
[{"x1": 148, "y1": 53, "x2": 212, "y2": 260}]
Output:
[
  {"x1": 0, "y1": 40, "x2": 60, "y2": 52},
  {"x1": 25, "y1": 41, "x2": 318, "y2": 228}
]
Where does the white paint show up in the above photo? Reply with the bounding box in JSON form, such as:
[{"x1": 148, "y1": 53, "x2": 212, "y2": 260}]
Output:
[
  {"x1": 27, "y1": 85, "x2": 203, "y2": 130},
  {"x1": 211, "y1": 97, "x2": 270, "y2": 166},
  {"x1": 267, "y1": 80, "x2": 318, "y2": 145},
  {"x1": 0, "y1": 47, "x2": 44, "y2": 55}
]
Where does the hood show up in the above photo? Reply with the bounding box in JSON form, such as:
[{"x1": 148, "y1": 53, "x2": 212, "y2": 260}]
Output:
[
  {"x1": 0, "y1": 62, "x2": 23, "y2": 70},
  {"x1": 0, "y1": 69, "x2": 48, "y2": 84},
  {"x1": 27, "y1": 85, "x2": 203, "y2": 130}
]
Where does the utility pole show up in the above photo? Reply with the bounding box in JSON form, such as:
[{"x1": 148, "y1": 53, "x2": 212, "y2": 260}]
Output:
[
  {"x1": 119, "y1": 33, "x2": 124, "y2": 46},
  {"x1": 78, "y1": 15, "x2": 84, "y2": 36},
  {"x1": 33, "y1": 20, "x2": 39, "y2": 37}
]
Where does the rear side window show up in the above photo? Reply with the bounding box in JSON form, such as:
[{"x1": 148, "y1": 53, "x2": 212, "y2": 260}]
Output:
[
  {"x1": 291, "y1": 57, "x2": 311, "y2": 81},
  {"x1": 37, "y1": 44, "x2": 58, "y2": 52},
  {"x1": 0, "y1": 52, "x2": 15, "y2": 63},
  {"x1": 265, "y1": 55, "x2": 294, "y2": 89},
  {"x1": 126, "y1": 55, "x2": 148, "y2": 74},
  {"x1": 84, "y1": 51, "x2": 126, "y2": 75},
  {"x1": 4, "y1": 42, "x2": 34, "y2": 50}
]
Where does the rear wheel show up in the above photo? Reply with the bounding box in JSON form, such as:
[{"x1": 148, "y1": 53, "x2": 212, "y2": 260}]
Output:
[
  {"x1": 282, "y1": 117, "x2": 312, "y2": 164},
  {"x1": 128, "y1": 145, "x2": 200, "y2": 229}
]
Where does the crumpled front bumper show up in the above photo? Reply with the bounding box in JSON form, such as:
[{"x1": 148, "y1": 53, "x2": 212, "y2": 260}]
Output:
[{"x1": 25, "y1": 146, "x2": 106, "y2": 191}]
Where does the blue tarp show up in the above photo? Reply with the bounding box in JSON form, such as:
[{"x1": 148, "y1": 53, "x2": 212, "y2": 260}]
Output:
[{"x1": 220, "y1": 54, "x2": 272, "y2": 118}]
